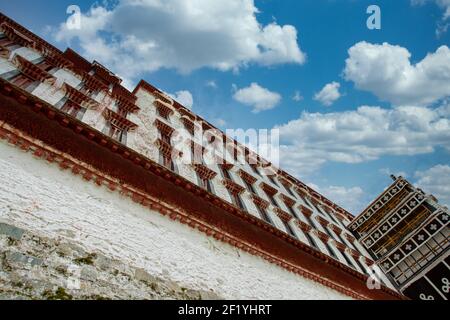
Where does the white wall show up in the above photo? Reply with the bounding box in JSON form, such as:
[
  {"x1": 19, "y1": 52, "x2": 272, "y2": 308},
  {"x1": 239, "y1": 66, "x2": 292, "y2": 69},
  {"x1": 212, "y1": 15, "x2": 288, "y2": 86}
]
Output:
[{"x1": 0, "y1": 139, "x2": 350, "y2": 300}]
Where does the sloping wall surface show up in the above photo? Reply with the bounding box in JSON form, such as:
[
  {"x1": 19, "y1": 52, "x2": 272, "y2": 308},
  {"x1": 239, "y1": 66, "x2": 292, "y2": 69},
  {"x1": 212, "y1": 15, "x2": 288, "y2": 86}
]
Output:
[{"x1": 0, "y1": 141, "x2": 349, "y2": 300}]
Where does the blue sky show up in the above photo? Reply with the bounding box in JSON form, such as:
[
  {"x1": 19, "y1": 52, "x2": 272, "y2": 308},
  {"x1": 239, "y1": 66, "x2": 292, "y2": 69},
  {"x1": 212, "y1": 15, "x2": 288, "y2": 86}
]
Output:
[{"x1": 1, "y1": 0, "x2": 449, "y2": 213}]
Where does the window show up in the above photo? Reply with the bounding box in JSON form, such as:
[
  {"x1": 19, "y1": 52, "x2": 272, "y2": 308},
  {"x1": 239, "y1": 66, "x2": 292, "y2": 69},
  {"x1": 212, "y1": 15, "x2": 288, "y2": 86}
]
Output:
[
  {"x1": 327, "y1": 211, "x2": 340, "y2": 225},
  {"x1": 197, "y1": 173, "x2": 213, "y2": 193},
  {"x1": 304, "y1": 231, "x2": 318, "y2": 249},
  {"x1": 295, "y1": 190, "x2": 307, "y2": 203},
  {"x1": 342, "y1": 251, "x2": 358, "y2": 270},
  {"x1": 155, "y1": 128, "x2": 177, "y2": 172},
  {"x1": 221, "y1": 166, "x2": 232, "y2": 180},
  {"x1": 324, "y1": 242, "x2": 338, "y2": 259},
  {"x1": 283, "y1": 183, "x2": 296, "y2": 198},
  {"x1": 297, "y1": 193, "x2": 316, "y2": 214},
  {"x1": 230, "y1": 193, "x2": 245, "y2": 210},
  {"x1": 155, "y1": 101, "x2": 172, "y2": 121},
  {"x1": 283, "y1": 220, "x2": 296, "y2": 238},
  {"x1": 340, "y1": 233, "x2": 358, "y2": 251},
  {"x1": 191, "y1": 143, "x2": 204, "y2": 164},
  {"x1": 157, "y1": 107, "x2": 168, "y2": 120},
  {"x1": 250, "y1": 164, "x2": 261, "y2": 177},
  {"x1": 161, "y1": 132, "x2": 171, "y2": 144},
  {"x1": 324, "y1": 226, "x2": 338, "y2": 242},
  {"x1": 286, "y1": 205, "x2": 299, "y2": 219},
  {"x1": 243, "y1": 179, "x2": 256, "y2": 194},
  {"x1": 37, "y1": 59, "x2": 54, "y2": 73},
  {"x1": 321, "y1": 206, "x2": 340, "y2": 225},
  {"x1": 268, "y1": 175, "x2": 279, "y2": 187},
  {"x1": 304, "y1": 212, "x2": 317, "y2": 229},
  {"x1": 336, "y1": 232, "x2": 357, "y2": 251},
  {"x1": 389, "y1": 229, "x2": 448, "y2": 285},
  {"x1": 117, "y1": 106, "x2": 128, "y2": 118},
  {"x1": 264, "y1": 191, "x2": 279, "y2": 207},
  {"x1": 159, "y1": 152, "x2": 176, "y2": 172},
  {"x1": 10, "y1": 73, "x2": 34, "y2": 90},
  {"x1": 256, "y1": 206, "x2": 273, "y2": 225},
  {"x1": 310, "y1": 201, "x2": 325, "y2": 217},
  {"x1": 61, "y1": 100, "x2": 85, "y2": 120},
  {"x1": 354, "y1": 257, "x2": 368, "y2": 274},
  {"x1": 183, "y1": 120, "x2": 194, "y2": 135},
  {"x1": 0, "y1": 36, "x2": 14, "y2": 47},
  {"x1": 105, "y1": 124, "x2": 127, "y2": 144}
]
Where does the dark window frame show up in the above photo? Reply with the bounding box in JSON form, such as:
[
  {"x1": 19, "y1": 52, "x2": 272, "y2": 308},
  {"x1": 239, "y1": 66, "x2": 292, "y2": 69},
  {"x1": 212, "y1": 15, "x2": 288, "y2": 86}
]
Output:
[{"x1": 256, "y1": 206, "x2": 273, "y2": 225}]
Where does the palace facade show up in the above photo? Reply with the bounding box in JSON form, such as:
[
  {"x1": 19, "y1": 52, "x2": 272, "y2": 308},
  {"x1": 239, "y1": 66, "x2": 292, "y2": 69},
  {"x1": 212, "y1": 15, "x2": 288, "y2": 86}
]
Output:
[{"x1": 0, "y1": 12, "x2": 406, "y2": 300}]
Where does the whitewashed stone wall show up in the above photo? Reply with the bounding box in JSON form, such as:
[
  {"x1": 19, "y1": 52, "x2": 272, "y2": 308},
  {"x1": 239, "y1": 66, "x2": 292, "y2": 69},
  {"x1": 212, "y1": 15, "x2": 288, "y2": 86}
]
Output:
[
  {"x1": 0, "y1": 139, "x2": 350, "y2": 300},
  {"x1": 0, "y1": 221, "x2": 222, "y2": 300}
]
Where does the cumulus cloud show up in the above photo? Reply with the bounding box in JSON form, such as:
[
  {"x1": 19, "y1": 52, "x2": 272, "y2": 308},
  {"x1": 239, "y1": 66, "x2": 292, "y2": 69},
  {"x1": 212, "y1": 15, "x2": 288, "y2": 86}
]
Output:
[
  {"x1": 344, "y1": 42, "x2": 450, "y2": 106},
  {"x1": 206, "y1": 81, "x2": 217, "y2": 89},
  {"x1": 275, "y1": 103, "x2": 450, "y2": 177},
  {"x1": 314, "y1": 82, "x2": 341, "y2": 106},
  {"x1": 169, "y1": 90, "x2": 194, "y2": 109},
  {"x1": 307, "y1": 183, "x2": 365, "y2": 214},
  {"x1": 54, "y1": 0, "x2": 306, "y2": 82},
  {"x1": 414, "y1": 164, "x2": 450, "y2": 206},
  {"x1": 233, "y1": 83, "x2": 282, "y2": 113},
  {"x1": 292, "y1": 91, "x2": 303, "y2": 102},
  {"x1": 214, "y1": 118, "x2": 227, "y2": 127}
]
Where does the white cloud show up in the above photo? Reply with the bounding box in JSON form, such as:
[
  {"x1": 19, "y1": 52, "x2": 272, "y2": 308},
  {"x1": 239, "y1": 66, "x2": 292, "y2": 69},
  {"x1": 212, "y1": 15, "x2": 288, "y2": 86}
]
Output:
[
  {"x1": 275, "y1": 103, "x2": 450, "y2": 177},
  {"x1": 206, "y1": 80, "x2": 217, "y2": 89},
  {"x1": 344, "y1": 42, "x2": 450, "y2": 106},
  {"x1": 54, "y1": 0, "x2": 306, "y2": 81},
  {"x1": 307, "y1": 183, "x2": 365, "y2": 214},
  {"x1": 411, "y1": 0, "x2": 450, "y2": 35},
  {"x1": 214, "y1": 118, "x2": 227, "y2": 127},
  {"x1": 233, "y1": 83, "x2": 282, "y2": 113},
  {"x1": 415, "y1": 164, "x2": 450, "y2": 206},
  {"x1": 314, "y1": 82, "x2": 341, "y2": 106},
  {"x1": 169, "y1": 90, "x2": 194, "y2": 109},
  {"x1": 292, "y1": 90, "x2": 303, "y2": 102}
]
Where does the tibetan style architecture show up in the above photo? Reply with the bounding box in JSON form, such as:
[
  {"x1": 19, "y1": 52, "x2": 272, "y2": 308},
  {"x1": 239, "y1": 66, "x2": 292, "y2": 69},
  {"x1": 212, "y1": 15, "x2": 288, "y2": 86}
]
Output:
[
  {"x1": 0, "y1": 12, "x2": 405, "y2": 300},
  {"x1": 349, "y1": 176, "x2": 449, "y2": 300}
]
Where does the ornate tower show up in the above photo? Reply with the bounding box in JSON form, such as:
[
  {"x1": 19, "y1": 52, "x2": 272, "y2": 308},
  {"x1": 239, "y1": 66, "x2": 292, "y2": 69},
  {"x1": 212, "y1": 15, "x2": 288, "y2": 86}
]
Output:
[{"x1": 349, "y1": 176, "x2": 449, "y2": 300}]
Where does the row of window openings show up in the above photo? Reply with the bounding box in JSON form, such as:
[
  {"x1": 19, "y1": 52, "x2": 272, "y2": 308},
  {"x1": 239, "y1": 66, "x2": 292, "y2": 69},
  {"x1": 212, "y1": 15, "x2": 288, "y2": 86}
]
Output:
[
  {"x1": 175, "y1": 114, "x2": 344, "y2": 222},
  {"x1": 220, "y1": 165, "x2": 279, "y2": 228},
  {"x1": 225, "y1": 164, "x2": 358, "y2": 253},
  {"x1": 3, "y1": 52, "x2": 58, "y2": 89},
  {"x1": 0, "y1": 29, "x2": 112, "y2": 92},
  {"x1": 221, "y1": 166, "x2": 357, "y2": 268},
  {"x1": 160, "y1": 114, "x2": 345, "y2": 227},
  {"x1": 250, "y1": 163, "x2": 344, "y2": 228},
  {"x1": 294, "y1": 219, "x2": 366, "y2": 272},
  {"x1": 104, "y1": 115, "x2": 357, "y2": 264},
  {"x1": 0, "y1": 42, "x2": 122, "y2": 114},
  {"x1": 0, "y1": 38, "x2": 134, "y2": 149},
  {"x1": 7, "y1": 75, "x2": 130, "y2": 147},
  {"x1": 305, "y1": 211, "x2": 368, "y2": 272},
  {"x1": 4, "y1": 60, "x2": 124, "y2": 120},
  {"x1": 389, "y1": 230, "x2": 448, "y2": 285},
  {"x1": 4, "y1": 70, "x2": 88, "y2": 122},
  {"x1": 155, "y1": 149, "x2": 366, "y2": 272},
  {"x1": 157, "y1": 117, "x2": 348, "y2": 242},
  {"x1": 0, "y1": 35, "x2": 21, "y2": 50},
  {"x1": 155, "y1": 130, "x2": 365, "y2": 274}
]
